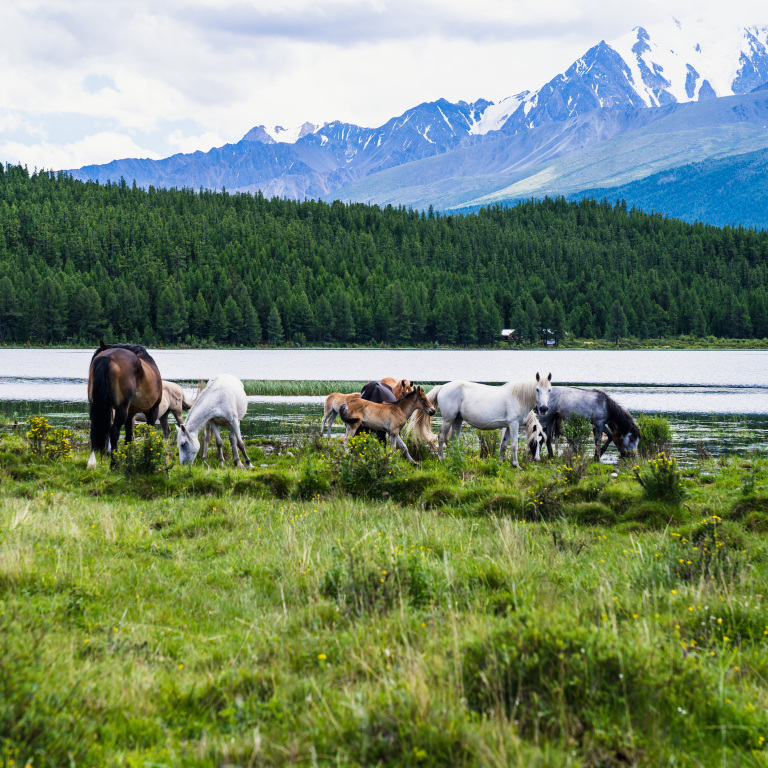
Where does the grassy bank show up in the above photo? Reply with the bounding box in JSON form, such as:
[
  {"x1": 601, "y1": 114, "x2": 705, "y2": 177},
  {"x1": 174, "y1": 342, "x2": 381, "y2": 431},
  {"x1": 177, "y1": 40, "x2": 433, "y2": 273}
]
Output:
[
  {"x1": 1, "y1": 426, "x2": 767, "y2": 767},
  {"x1": 3, "y1": 334, "x2": 768, "y2": 353}
]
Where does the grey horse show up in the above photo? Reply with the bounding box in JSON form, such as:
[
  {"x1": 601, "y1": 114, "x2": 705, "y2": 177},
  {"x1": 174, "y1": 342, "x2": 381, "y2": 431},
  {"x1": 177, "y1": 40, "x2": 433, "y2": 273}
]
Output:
[{"x1": 537, "y1": 386, "x2": 640, "y2": 461}]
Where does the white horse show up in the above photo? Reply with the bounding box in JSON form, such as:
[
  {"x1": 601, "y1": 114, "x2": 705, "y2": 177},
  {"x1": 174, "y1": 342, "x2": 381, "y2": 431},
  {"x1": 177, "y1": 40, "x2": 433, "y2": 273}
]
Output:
[
  {"x1": 525, "y1": 409, "x2": 547, "y2": 461},
  {"x1": 177, "y1": 374, "x2": 253, "y2": 468},
  {"x1": 409, "y1": 373, "x2": 552, "y2": 467}
]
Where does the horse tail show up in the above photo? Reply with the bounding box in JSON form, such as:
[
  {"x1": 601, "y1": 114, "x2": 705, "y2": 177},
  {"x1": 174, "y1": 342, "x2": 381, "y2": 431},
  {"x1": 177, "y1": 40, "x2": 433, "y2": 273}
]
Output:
[
  {"x1": 89, "y1": 355, "x2": 113, "y2": 453},
  {"x1": 181, "y1": 394, "x2": 194, "y2": 411},
  {"x1": 405, "y1": 385, "x2": 441, "y2": 446},
  {"x1": 338, "y1": 403, "x2": 356, "y2": 425}
]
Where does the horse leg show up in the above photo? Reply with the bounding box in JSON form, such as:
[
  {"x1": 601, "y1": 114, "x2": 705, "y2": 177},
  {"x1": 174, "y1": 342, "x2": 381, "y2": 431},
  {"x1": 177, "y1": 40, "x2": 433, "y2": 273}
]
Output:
[
  {"x1": 124, "y1": 413, "x2": 135, "y2": 444},
  {"x1": 320, "y1": 407, "x2": 330, "y2": 437},
  {"x1": 391, "y1": 430, "x2": 416, "y2": 465},
  {"x1": 452, "y1": 416, "x2": 464, "y2": 443},
  {"x1": 228, "y1": 429, "x2": 242, "y2": 467},
  {"x1": 110, "y1": 402, "x2": 130, "y2": 461},
  {"x1": 598, "y1": 423, "x2": 614, "y2": 458},
  {"x1": 325, "y1": 410, "x2": 338, "y2": 438},
  {"x1": 144, "y1": 402, "x2": 161, "y2": 427},
  {"x1": 592, "y1": 424, "x2": 602, "y2": 462},
  {"x1": 500, "y1": 427, "x2": 509, "y2": 461},
  {"x1": 437, "y1": 414, "x2": 455, "y2": 459},
  {"x1": 210, "y1": 423, "x2": 225, "y2": 466},
  {"x1": 160, "y1": 413, "x2": 170, "y2": 440},
  {"x1": 201, "y1": 422, "x2": 211, "y2": 460},
  {"x1": 544, "y1": 420, "x2": 556, "y2": 458},
  {"x1": 508, "y1": 422, "x2": 521, "y2": 468},
  {"x1": 230, "y1": 421, "x2": 253, "y2": 469}
]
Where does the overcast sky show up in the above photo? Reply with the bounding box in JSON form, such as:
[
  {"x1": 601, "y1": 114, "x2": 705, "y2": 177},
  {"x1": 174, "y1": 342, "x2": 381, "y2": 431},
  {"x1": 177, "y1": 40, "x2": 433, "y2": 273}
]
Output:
[{"x1": 1, "y1": 0, "x2": 766, "y2": 171}]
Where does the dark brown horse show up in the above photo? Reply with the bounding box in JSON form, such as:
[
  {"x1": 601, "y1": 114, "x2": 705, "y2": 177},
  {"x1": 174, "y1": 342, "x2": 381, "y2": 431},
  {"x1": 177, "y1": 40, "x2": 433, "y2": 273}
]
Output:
[{"x1": 87, "y1": 342, "x2": 163, "y2": 468}]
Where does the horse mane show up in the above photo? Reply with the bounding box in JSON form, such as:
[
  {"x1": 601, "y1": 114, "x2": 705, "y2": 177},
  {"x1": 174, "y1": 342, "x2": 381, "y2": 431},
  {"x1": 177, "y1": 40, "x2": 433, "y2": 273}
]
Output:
[
  {"x1": 510, "y1": 380, "x2": 538, "y2": 407},
  {"x1": 602, "y1": 391, "x2": 636, "y2": 433},
  {"x1": 91, "y1": 342, "x2": 157, "y2": 366}
]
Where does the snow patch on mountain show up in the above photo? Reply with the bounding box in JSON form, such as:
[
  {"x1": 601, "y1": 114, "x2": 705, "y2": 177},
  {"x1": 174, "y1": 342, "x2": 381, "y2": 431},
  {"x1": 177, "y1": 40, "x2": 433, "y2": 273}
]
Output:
[
  {"x1": 242, "y1": 123, "x2": 321, "y2": 144},
  {"x1": 608, "y1": 18, "x2": 768, "y2": 106}
]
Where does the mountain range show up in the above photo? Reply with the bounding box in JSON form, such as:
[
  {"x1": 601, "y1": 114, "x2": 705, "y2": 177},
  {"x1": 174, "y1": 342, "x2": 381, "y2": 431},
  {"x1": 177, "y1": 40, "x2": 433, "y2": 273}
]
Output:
[{"x1": 69, "y1": 18, "x2": 768, "y2": 227}]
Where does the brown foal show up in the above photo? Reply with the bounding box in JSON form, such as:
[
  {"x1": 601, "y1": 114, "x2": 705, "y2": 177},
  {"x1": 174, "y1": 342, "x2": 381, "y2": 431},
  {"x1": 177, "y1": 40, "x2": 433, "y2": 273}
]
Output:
[{"x1": 338, "y1": 386, "x2": 436, "y2": 464}]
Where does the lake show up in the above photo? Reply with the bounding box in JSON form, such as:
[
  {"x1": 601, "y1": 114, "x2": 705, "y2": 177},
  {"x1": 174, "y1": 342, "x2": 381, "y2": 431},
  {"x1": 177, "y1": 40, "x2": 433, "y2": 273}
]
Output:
[{"x1": 1, "y1": 348, "x2": 766, "y2": 459}]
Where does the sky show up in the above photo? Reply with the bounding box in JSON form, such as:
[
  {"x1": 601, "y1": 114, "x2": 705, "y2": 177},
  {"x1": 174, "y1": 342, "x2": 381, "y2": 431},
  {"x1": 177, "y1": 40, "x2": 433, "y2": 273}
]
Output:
[{"x1": 1, "y1": 0, "x2": 766, "y2": 172}]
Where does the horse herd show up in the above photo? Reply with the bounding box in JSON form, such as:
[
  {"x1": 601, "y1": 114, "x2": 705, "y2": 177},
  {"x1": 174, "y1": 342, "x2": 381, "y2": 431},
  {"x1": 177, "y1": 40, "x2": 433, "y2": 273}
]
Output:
[{"x1": 86, "y1": 342, "x2": 641, "y2": 470}]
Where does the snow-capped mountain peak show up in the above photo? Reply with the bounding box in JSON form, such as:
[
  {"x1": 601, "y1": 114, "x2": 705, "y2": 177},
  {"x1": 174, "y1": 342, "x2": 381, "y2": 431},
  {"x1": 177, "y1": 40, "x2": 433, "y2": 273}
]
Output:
[
  {"x1": 608, "y1": 18, "x2": 768, "y2": 107},
  {"x1": 242, "y1": 121, "x2": 319, "y2": 144}
]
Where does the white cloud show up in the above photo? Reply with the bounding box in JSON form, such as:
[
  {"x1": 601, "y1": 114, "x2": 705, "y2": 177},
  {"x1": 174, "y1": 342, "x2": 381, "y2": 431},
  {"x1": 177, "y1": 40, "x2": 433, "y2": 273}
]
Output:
[
  {"x1": 167, "y1": 129, "x2": 228, "y2": 155},
  {"x1": 1, "y1": 0, "x2": 766, "y2": 170},
  {"x1": 0, "y1": 132, "x2": 161, "y2": 171}
]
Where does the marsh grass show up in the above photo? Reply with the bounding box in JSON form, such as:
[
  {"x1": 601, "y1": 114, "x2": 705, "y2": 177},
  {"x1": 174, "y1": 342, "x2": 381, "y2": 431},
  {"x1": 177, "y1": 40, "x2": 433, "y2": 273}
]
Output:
[
  {"x1": 243, "y1": 380, "x2": 441, "y2": 396},
  {"x1": 0, "y1": 432, "x2": 766, "y2": 767}
]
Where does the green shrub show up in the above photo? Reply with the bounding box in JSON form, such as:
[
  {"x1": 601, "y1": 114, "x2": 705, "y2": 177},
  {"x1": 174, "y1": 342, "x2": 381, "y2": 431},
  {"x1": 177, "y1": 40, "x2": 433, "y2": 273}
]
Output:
[
  {"x1": 634, "y1": 453, "x2": 685, "y2": 504},
  {"x1": 636, "y1": 414, "x2": 673, "y2": 459},
  {"x1": 111, "y1": 424, "x2": 173, "y2": 476},
  {"x1": 561, "y1": 413, "x2": 593, "y2": 455},
  {"x1": 295, "y1": 454, "x2": 331, "y2": 499},
  {"x1": 338, "y1": 432, "x2": 400, "y2": 499}
]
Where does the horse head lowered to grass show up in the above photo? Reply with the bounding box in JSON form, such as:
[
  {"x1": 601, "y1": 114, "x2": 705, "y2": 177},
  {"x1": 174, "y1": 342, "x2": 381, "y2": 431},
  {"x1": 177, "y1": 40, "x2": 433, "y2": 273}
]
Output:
[
  {"x1": 87, "y1": 342, "x2": 163, "y2": 468},
  {"x1": 537, "y1": 386, "x2": 640, "y2": 461},
  {"x1": 177, "y1": 374, "x2": 253, "y2": 468}
]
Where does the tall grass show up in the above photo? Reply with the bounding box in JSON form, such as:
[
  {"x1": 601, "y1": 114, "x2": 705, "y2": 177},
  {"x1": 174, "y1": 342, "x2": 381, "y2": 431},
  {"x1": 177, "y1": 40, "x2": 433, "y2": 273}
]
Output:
[
  {"x1": 0, "y1": 432, "x2": 767, "y2": 766},
  {"x1": 242, "y1": 380, "x2": 442, "y2": 396}
]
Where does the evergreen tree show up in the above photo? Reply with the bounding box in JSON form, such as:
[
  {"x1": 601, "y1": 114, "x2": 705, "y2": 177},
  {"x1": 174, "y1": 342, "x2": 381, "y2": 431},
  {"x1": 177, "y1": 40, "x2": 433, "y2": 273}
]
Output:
[
  {"x1": 525, "y1": 297, "x2": 540, "y2": 346},
  {"x1": 156, "y1": 283, "x2": 184, "y2": 342},
  {"x1": 224, "y1": 294, "x2": 244, "y2": 343},
  {"x1": 314, "y1": 296, "x2": 333, "y2": 344},
  {"x1": 190, "y1": 290, "x2": 209, "y2": 338},
  {"x1": 605, "y1": 300, "x2": 629, "y2": 344},
  {"x1": 266, "y1": 302, "x2": 284, "y2": 345},
  {"x1": 209, "y1": 299, "x2": 228, "y2": 343}
]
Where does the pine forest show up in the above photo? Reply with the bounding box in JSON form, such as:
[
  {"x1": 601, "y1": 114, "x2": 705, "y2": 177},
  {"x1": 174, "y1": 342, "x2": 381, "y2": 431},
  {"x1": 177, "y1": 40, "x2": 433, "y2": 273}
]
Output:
[{"x1": 1, "y1": 163, "x2": 767, "y2": 348}]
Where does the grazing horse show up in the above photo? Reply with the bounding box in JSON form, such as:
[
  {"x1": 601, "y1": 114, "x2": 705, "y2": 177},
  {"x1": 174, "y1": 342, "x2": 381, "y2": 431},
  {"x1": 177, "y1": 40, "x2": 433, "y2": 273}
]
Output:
[
  {"x1": 133, "y1": 380, "x2": 194, "y2": 439},
  {"x1": 537, "y1": 386, "x2": 640, "y2": 461},
  {"x1": 339, "y1": 386, "x2": 436, "y2": 464},
  {"x1": 177, "y1": 374, "x2": 253, "y2": 468},
  {"x1": 87, "y1": 342, "x2": 163, "y2": 468},
  {"x1": 410, "y1": 373, "x2": 553, "y2": 468},
  {"x1": 525, "y1": 409, "x2": 547, "y2": 461}
]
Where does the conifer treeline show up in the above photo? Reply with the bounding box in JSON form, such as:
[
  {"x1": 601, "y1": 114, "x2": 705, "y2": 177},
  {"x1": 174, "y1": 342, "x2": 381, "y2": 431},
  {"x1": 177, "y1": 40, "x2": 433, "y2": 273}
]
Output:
[{"x1": 0, "y1": 163, "x2": 767, "y2": 347}]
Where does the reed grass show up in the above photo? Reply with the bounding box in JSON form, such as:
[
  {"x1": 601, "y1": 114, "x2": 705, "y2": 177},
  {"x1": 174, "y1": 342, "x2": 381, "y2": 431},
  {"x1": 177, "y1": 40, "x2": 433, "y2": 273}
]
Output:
[{"x1": 242, "y1": 380, "x2": 442, "y2": 396}]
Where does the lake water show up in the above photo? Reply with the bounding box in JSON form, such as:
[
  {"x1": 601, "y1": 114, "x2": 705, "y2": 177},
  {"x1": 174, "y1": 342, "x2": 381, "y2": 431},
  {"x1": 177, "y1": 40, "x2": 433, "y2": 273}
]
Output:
[{"x1": 0, "y1": 348, "x2": 766, "y2": 459}]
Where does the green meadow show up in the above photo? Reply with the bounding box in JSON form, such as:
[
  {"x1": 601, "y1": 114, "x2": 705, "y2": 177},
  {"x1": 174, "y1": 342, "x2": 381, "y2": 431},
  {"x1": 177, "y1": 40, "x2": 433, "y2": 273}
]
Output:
[{"x1": 1, "y1": 423, "x2": 767, "y2": 768}]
